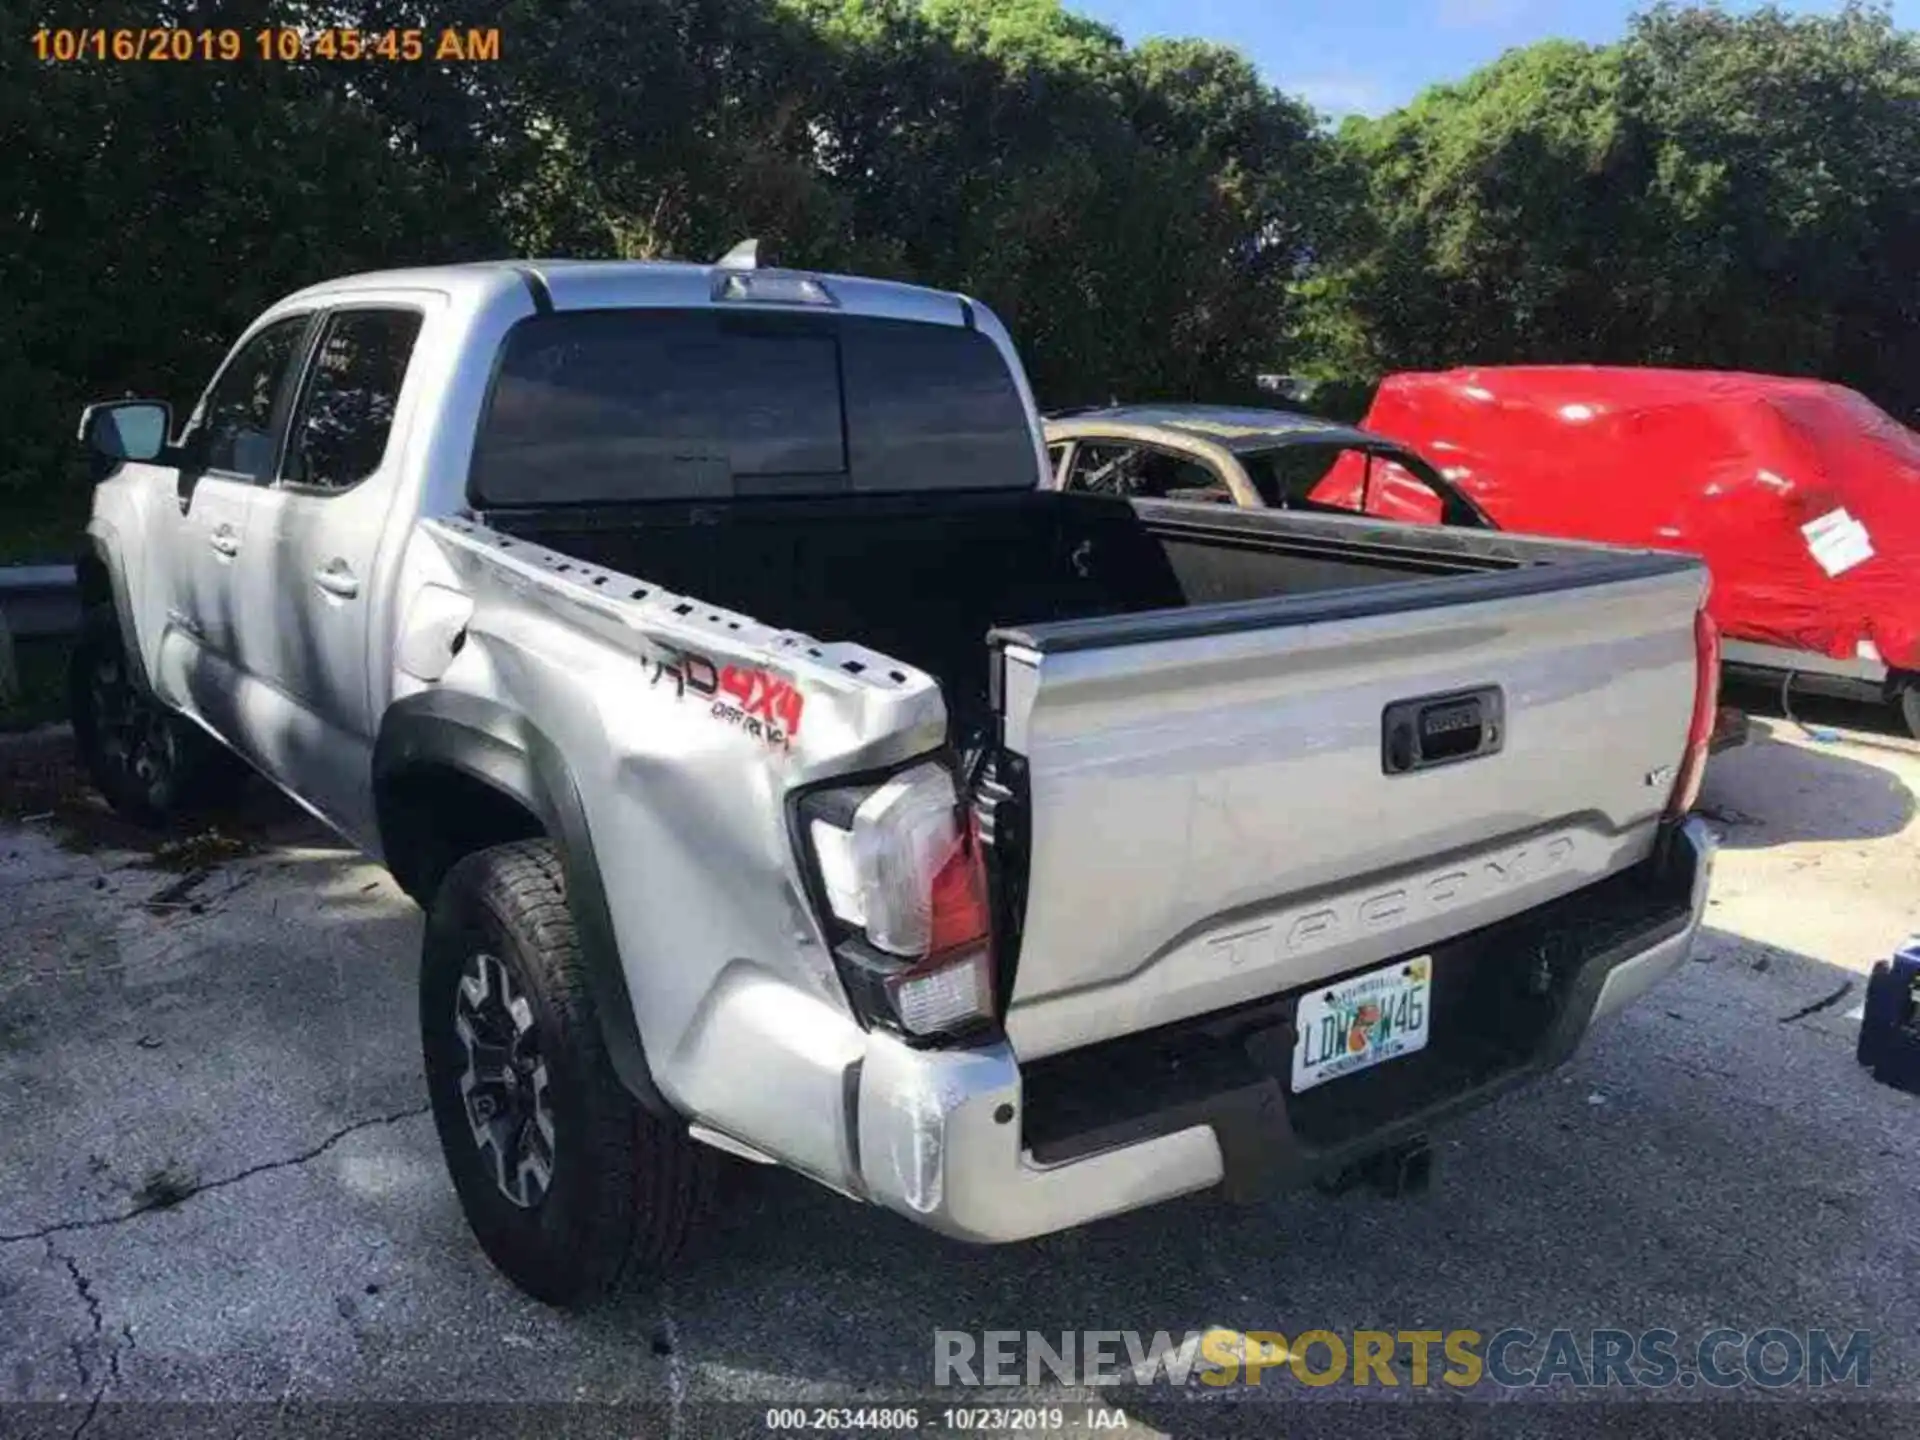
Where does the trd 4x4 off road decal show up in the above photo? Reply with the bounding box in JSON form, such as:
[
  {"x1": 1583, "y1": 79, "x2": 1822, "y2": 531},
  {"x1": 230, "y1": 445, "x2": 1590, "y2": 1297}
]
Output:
[{"x1": 648, "y1": 644, "x2": 805, "y2": 748}]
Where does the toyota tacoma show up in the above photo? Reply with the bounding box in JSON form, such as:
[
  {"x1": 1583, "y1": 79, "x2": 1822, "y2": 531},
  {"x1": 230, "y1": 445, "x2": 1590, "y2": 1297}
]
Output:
[{"x1": 70, "y1": 252, "x2": 1718, "y2": 1306}]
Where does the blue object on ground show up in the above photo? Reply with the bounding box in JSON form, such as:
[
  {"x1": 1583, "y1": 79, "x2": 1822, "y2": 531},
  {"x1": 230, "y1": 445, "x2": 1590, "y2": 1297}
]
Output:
[{"x1": 1857, "y1": 937, "x2": 1920, "y2": 1095}]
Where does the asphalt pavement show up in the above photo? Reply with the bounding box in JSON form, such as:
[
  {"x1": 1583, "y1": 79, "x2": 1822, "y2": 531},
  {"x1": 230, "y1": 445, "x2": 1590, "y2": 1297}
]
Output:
[{"x1": 1, "y1": 705, "x2": 1915, "y2": 1438}]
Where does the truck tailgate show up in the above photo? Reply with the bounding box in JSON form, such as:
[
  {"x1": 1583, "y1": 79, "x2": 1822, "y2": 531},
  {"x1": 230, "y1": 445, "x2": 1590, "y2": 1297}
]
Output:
[{"x1": 990, "y1": 557, "x2": 1707, "y2": 1061}]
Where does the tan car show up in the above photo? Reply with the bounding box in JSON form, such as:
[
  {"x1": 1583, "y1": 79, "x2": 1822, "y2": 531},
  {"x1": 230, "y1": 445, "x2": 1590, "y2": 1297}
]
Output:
[{"x1": 1043, "y1": 403, "x2": 1493, "y2": 527}]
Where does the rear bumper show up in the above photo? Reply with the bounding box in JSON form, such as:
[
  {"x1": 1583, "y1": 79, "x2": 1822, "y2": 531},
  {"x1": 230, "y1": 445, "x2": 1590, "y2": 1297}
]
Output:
[{"x1": 854, "y1": 818, "x2": 1714, "y2": 1243}]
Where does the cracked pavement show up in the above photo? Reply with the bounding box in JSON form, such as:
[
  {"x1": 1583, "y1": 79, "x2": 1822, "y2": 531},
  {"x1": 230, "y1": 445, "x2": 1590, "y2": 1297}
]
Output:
[{"x1": 0, "y1": 706, "x2": 1917, "y2": 1436}]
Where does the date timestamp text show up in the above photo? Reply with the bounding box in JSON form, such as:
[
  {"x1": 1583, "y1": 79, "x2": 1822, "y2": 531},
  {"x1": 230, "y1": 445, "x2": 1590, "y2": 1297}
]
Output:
[{"x1": 31, "y1": 27, "x2": 502, "y2": 64}]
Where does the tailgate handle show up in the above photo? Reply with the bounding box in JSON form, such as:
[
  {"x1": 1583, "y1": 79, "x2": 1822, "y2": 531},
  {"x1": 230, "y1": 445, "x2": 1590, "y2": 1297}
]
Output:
[{"x1": 1383, "y1": 687, "x2": 1504, "y2": 774}]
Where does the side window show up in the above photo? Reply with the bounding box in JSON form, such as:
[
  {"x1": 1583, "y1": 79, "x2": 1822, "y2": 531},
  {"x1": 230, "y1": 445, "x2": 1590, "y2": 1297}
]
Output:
[
  {"x1": 1065, "y1": 443, "x2": 1228, "y2": 502},
  {"x1": 1136, "y1": 449, "x2": 1231, "y2": 502},
  {"x1": 282, "y1": 309, "x2": 424, "y2": 493},
  {"x1": 1246, "y1": 445, "x2": 1347, "y2": 507},
  {"x1": 1064, "y1": 444, "x2": 1140, "y2": 494},
  {"x1": 197, "y1": 316, "x2": 311, "y2": 481}
]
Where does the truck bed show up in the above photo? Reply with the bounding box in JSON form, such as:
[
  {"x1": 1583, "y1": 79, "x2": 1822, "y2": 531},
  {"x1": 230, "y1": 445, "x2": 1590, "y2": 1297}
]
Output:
[
  {"x1": 485, "y1": 488, "x2": 1536, "y2": 741},
  {"x1": 483, "y1": 487, "x2": 1706, "y2": 1059}
]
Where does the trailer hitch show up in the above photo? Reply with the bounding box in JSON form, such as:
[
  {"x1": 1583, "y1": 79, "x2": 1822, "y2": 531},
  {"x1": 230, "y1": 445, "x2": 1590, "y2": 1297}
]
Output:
[{"x1": 1315, "y1": 1136, "x2": 1433, "y2": 1199}]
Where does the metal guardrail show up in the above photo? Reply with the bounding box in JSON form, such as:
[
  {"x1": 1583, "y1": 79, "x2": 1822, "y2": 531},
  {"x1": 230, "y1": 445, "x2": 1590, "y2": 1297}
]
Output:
[{"x1": 0, "y1": 564, "x2": 79, "y2": 639}]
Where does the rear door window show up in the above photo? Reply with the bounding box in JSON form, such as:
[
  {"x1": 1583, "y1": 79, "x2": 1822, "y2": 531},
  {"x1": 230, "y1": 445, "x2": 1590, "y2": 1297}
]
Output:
[
  {"x1": 469, "y1": 310, "x2": 1036, "y2": 506},
  {"x1": 281, "y1": 309, "x2": 424, "y2": 493}
]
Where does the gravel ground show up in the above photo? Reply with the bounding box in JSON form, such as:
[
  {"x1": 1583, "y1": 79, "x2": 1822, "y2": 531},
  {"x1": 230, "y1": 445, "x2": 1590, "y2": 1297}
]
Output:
[{"x1": 0, "y1": 694, "x2": 1915, "y2": 1439}]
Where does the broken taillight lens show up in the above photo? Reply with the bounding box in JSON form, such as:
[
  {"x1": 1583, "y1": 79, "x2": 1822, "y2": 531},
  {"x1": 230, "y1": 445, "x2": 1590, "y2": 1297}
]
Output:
[{"x1": 801, "y1": 762, "x2": 995, "y2": 1039}]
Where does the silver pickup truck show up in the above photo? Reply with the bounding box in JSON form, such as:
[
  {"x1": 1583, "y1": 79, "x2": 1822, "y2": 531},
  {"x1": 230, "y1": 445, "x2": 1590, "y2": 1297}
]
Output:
[{"x1": 72, "y1": 254, "x2": 1719, "y2": 1308}]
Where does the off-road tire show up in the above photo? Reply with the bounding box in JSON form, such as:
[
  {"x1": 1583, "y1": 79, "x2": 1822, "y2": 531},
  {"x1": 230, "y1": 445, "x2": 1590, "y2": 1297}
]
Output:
[
  {"x1": 421, "y1": 839, "x2": 713, "y2": 1308},
  {"x1": 68, "y1": 605, "x2": 246, "y2": 826}
]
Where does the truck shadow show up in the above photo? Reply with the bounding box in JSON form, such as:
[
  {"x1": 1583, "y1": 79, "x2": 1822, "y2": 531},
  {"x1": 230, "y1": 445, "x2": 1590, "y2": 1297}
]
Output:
[
  {"x1": 0, "y1": 722, "x2": 333, "y2": 859},
  {"x1": 1697, "y1": 722, "x2": 1914, "y2": 848},
  {"x1": 620, "y1": 926, "x2": 1907, "y2": 1413},
  {"x1": 5, "y1": 793, "x2": 1909, "y2": 1410},
  {"x1": 1723, "y1": 676, "x2": 1917, "y2": 748}
]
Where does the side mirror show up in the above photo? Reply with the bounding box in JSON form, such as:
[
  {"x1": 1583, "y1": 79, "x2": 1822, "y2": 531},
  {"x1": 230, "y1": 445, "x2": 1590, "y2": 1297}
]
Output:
[{"x1": 78, "y1": 400, "x2": 172, "y2": 467}]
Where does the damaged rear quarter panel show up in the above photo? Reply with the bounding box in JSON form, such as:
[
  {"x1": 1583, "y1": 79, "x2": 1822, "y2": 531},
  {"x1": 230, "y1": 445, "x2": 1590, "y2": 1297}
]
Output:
[{"x1": 400, "y1": 518, "x2": 949, "y2": 1187}]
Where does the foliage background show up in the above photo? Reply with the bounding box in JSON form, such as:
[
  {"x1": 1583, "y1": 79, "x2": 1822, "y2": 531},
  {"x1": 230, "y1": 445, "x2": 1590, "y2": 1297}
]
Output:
[{"x1": 3, "y1": 0, "x2": 1916, "y2": 559}]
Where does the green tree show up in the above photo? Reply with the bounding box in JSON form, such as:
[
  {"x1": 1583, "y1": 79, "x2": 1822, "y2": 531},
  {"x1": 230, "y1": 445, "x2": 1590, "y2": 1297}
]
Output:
[
  {"x1": 0, "y1": 0, "x2": 1346, "y2": 558},
  {"x1": 0, "y1": 0, "x2": 510, "y2": 553},
  {"x1": 783, "y1": 0, "x2": 1331, "y2": 403},
  {"x1": 1623, "y1": 2, "x2": 1920, "y2": 410},
  {"x1": 1313, "y1": 3, "x2": 1920, "y2": 419}
]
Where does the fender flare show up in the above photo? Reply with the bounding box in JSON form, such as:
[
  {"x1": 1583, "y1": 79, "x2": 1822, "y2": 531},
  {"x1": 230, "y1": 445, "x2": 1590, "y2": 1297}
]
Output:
[
  {"x1": 78, "y1": 527, "x2": 155, "y2": 697},
  {"x1": 373, "y1": 690, "x2": 672, "y2": 1117}
]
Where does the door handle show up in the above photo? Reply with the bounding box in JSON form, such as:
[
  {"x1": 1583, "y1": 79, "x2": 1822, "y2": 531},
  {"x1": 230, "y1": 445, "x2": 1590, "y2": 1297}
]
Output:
[
  {"x1": 208, "y1": 524, "x2": 241, "y2": 558},
  {"x1": 313, "y1": 561, "x2": 359, "y2": 599}
]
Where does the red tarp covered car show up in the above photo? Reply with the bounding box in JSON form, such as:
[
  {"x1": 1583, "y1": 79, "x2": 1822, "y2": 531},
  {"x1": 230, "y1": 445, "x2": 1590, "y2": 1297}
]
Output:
[{"x1": 1314, "y1": 367, "x2": 1920, "y2": 734}]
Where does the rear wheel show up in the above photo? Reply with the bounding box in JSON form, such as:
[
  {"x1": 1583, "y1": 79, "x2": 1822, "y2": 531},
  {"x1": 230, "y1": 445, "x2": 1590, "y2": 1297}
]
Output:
[
  {"x1": 68, "y1": 606, "x2": 244, "y2": 825},
  {"x1": 421, "y1": 839, "x2": 713, "y2": 1308},
  {"x1": 1898, "y1": 682, "x2": 1920, "y2": 740}
]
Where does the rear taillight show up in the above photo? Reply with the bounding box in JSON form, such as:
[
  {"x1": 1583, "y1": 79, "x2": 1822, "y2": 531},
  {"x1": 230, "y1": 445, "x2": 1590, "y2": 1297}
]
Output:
[
  {"x1": 1667, "y1": 606, "x2": 1722, "y2": 818},
  {"x1": 801, "y1": 761, "x2": 995, "y2": 1040}
]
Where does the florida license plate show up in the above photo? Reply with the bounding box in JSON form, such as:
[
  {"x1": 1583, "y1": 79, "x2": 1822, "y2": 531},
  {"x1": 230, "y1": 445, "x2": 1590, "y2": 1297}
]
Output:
[{"x1": 1291, "y1": 956, "x2": 1433, "y2": 1093}]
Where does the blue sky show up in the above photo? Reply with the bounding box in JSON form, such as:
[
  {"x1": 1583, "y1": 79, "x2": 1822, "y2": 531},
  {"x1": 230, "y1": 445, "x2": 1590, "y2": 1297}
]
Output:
[{"x1": 1074, "y1": 0, "x2": 1919, "y2": 117}]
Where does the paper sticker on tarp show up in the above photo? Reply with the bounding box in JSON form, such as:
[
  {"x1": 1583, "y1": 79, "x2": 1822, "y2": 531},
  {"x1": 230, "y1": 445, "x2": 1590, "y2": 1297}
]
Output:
[{"x1": 1801, "y1": 508, "x2": 1874, "y2": 578}]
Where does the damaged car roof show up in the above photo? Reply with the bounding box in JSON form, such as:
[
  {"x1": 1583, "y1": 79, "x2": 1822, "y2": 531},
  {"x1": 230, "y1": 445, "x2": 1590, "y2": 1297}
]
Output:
[{"x1": 1045, "y1": 404, "x2": 1392, "y2": 455}]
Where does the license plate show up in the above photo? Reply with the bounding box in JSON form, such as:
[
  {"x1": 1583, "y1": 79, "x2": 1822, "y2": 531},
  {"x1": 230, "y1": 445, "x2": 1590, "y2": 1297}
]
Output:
[{"x1": 1291, "y1": 956, "x2": 1433, "y2": 1093}]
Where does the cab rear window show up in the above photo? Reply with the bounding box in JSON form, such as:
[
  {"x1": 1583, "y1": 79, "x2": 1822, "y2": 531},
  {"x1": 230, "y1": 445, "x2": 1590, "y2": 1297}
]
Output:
[{"x1": 469, "y1": 309, "x2": 1037, "y2": 505}]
